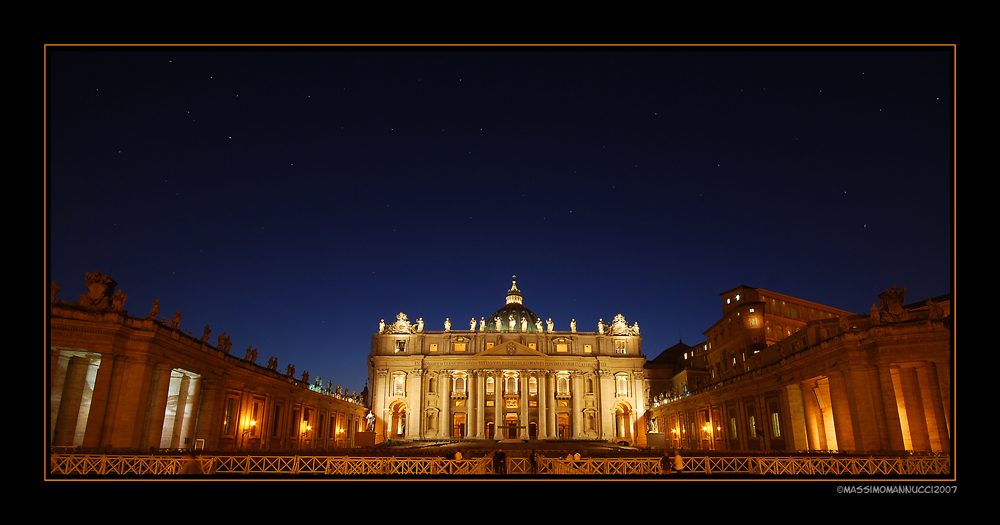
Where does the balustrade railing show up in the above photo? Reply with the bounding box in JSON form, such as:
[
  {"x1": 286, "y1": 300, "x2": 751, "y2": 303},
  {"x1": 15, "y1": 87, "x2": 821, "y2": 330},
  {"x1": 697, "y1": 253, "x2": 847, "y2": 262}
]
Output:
[{"x1": 49, "y1": 453, "x2": 950, "y2": 476}]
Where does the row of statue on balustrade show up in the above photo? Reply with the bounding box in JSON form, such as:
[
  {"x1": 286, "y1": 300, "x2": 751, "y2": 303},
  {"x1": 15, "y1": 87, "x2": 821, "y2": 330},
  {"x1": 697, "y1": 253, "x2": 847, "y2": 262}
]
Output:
[
  {"x1": 51, "y1": 271, "x2": 362, "y2": 404},
  {"x1": 379, "y1": 312, "x2": 640, "y2": 336}
]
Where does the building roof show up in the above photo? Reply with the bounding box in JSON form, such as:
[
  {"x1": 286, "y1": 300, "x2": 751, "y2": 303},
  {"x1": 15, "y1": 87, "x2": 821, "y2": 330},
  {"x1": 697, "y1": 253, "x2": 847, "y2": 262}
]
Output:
[
  {"x1": 485, "y1": 278, "x2": 543, "y2": 332},
  {"x1": 649, "y1": 339, "x2": 691, "y2": 365}
]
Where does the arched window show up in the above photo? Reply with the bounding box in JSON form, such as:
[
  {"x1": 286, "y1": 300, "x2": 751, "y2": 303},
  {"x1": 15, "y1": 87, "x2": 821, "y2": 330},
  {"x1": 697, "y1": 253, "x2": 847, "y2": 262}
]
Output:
[
  {"x1": 486, "y1": 376, "x2": 495, "y2": 395},
  {"x1": 504, "y1": 371, "x2": 519, "y2": 394},
  {"x1": 453, "y1": 372, "x2": 467, "y2": 394},
  {"x1": 615, "y1": 373, "x2": 629, "y2": 396},
  {"x1": 529, "y1": 376, "x2": 538, "y2": 396},
  {"x1": 392, "y1": 371, "x2": 406, "y2": 396},
  {"x1": 556, "y1": 372, "x2": 570, "y2": 395}
]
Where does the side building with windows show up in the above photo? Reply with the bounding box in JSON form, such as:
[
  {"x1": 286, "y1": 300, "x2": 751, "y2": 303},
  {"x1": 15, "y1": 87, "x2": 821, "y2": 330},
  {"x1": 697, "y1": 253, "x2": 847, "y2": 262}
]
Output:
[
  {"x1": 645, "y1": 285, "x2": 952, "y2": 454},
  {"x1": 367, "y1": 279, "x2": 647, "y2": 445},
  {"x1": 49, "y1": 271, "x2": 368, "y2": 452}
]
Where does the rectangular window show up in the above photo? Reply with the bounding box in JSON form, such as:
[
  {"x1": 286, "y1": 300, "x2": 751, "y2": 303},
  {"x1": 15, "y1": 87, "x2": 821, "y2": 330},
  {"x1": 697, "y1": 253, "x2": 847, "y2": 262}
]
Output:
[
  {"x1": 250, "y1": 400, "x2": 261, "y2": 437},
  {"x1": 272, "y1": 405, "x2": 282, "y2": 438},
  {"x1": 556, "y1": 344, "x2": 568, "y2": 353},
  {"x1": 528, "y1": 343, "x2": 537, "y2": 351},
  {"x1": 395, "y1": 340, "x2": 406, "y2": 353},
  {"x1": 771, "y1": 412, "x2": 781, "y2": 437},
  {"x1": 730, "y1": 417, "x2": 738, "y2": 438},
  {"x1": 429, "y1": 343, "x2": 438, "y2": 352},
  {"x1": 454, "y1": 343, "x2": 466, "y2": 352},
  {"x1": 486, "y1": 342, "x2": 494, "y2": 350},
  {"x1": 749, "y1": 415, "x2": 757, "y2": 438},
  {"x1": 584, "y1": 344, "x2": 592, "y2": 353},
  {"x1": 223, "y1": 397, "x2": 235, "y2": 435}
]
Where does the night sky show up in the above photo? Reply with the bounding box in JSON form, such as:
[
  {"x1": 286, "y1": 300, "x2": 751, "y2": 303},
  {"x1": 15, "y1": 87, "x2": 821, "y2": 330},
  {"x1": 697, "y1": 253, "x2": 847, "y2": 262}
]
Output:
[{"x1": 46, "y1": 46, "x2": 954, "y2": 395}]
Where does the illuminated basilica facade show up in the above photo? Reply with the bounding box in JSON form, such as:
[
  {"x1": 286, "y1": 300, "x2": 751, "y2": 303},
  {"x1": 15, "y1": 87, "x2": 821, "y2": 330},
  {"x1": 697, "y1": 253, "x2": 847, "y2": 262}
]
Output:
[{"x1": 368, "y1": 280, "x2": 648, "y2": 445}]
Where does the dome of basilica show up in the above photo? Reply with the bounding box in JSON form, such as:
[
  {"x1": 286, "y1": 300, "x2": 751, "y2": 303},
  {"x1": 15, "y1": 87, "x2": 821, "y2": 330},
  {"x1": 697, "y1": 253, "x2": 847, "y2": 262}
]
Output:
[{"x1": 485, "y1": 278, "x2": 544, "y2": 332}]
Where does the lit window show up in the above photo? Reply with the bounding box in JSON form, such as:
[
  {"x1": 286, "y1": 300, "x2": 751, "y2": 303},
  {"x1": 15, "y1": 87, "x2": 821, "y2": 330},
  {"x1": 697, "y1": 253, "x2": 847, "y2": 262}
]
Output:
[
  {"x1": 429, "y1": 343, "x2": 438, "y2": 352},
  {"x1": 392, "y1": 372, "x2": 406, "y2": 396},
  {"x1": 556, "y1": 344, "x2": 568, "y2": 353},
  {"x1": 529, "y1": 376, "x2": 538, "y2": 395},
  {"x1": 735, "y1": 294, "x2": 740, "y2": 301},
  {"x1": 615, "y1": 373, "x2": 629, "y2": 396},
  {"x1": 749, "y1": 308, "x2": 754, "y2": 313},
  {"x1": 453, "y1": 373, "x2": 466, "y2": 394},
  {"x1": 771, "y1": 412, "x2": 781, "y2": 437},
  {"x1": 454, "y1": 343, "x2": 467, "y2": 352},
  {"x1": 528, "y1": 343, "x2": 536, "y2": 351},
  {"x1": 395, "y1": 340, "x2": 406, "y2": 353},
  {"x1": 556, "y1": 373, "x2": 570, "y2": 394},
  {"x1": 726, "y1": 298, "x2": 730, "y2": 304},
  {"x1": 486, "y1": 377, "x2": 495, "y2": 395},
  {"x1": 504, "y1": 372, "x2": 518, "y2": 394},
  {"x1": 486, "y1": 342, "x2": 494, "y2": 350},
  {"x1": 584, "y1": 344, "x2": 592, "y2": 353}
]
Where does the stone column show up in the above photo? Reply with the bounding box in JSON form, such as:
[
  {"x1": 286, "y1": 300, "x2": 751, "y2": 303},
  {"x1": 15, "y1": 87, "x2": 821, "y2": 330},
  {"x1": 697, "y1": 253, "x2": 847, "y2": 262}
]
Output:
[
  {"x1": 572, "y1": 371, "x2": 583, "y2": 438},
  {"x1": 916, "y1": 361, "x2": 950, "y2": 452},
  {"x1": 827, "y1": 370, "x2": 857, "y2": 452},
  {"x1": 784, "y1": 382, "x2": 808, "y2": 452},
  {"x1": 141, "y1": 362, "x2": 173, "y2": 450},
  {"x1": 494, "y1": 371, "x2": 503, "y2": 438},
  {"x1": 408, "y1": 369, "x2": 423, "y2": 440},
  {"x1": 897, "y1": 364, "x2": 931, "y2": 451},
  {"x1": 177, "y1": 374, "x2": 198, "y2": 449},
  {"x1": 374, "y1": 369, "x2": 388, "y2": 444},
  {"x1": 632, "y1": 370, "x2": 645, "y2": 446},
  {"x1": 468, "y1": 369, "x2": 478, "y2": 438},
  {"x1": 537, "y1": 371, "x2": 548, "y2": 440},
  {"x1": 440, "y1": 371, "x2": 451, "y2": 439},
  {"x1": 52, "y1": 354, "x2": 93, "y2": 447},
  {"x1": 598, "y1": 370, "x2": 615, "y2": 440},
  {"x1": 82, "y1": 354, "x2": 117, "y2": 449},
  {"x1": 933, "y1": 359, "x2": 951, "y2": 435},
  {"x1": 519, "y1": 370, "x2": 529, "y2": 439},
  {"x1": 840, "y1": 364, "x2": 886, "y2": 453},
  {"x1": 878, "y1": 365, "x2": 906, "y2": 451},
  {"x1": 476, "y1": 370, "x2": 486, "y2": 439}
]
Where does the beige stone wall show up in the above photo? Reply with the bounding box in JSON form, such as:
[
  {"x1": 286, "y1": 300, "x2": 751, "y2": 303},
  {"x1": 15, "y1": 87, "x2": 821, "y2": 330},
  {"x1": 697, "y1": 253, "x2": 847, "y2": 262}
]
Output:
[
  {"x1": 49, "y1": 304, "x2": 367, "y2": 452},
  {"x1": 648, "y1": 303, "x2": 951, "y2": 453}
]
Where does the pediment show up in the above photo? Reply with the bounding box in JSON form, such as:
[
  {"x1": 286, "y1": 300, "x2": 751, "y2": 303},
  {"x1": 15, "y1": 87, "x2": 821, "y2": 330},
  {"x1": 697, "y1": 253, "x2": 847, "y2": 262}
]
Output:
[{"x1": 478, "y1": 340, "x2": 546, "y2": 357}]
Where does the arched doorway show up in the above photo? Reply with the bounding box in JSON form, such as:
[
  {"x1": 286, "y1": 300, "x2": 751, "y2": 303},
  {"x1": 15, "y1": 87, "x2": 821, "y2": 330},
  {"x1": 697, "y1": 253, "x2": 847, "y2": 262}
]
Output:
[
  {"x1": 615, "y1": 403, "x2": 633, "y2": 443},
  {"x1": 388, "y1": 401, "x2": 407, "y2": 440}
]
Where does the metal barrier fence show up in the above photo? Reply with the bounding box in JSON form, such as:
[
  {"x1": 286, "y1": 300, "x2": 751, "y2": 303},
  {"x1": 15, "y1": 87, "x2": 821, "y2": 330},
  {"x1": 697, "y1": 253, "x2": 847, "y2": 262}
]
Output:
[{"x1": 50, "y1": 453, "x2": 950, "y2": 476}]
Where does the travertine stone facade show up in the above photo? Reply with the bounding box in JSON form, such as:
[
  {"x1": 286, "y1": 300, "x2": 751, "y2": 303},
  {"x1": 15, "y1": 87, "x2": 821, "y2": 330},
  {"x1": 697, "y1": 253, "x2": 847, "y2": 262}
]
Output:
[
  {"x1": 49, "y1": 271, "x2": 367, "y2": 452},
  {"x1": 368, "y1": 280, "x2": 647, "y2": 445},
  {"x1": 646, "y1": 286, "x2": 952, "y2": 453}
]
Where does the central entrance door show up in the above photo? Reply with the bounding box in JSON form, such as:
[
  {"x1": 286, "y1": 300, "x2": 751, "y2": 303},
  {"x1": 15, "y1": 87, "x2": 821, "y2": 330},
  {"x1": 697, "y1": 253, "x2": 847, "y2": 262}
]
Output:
[{"x1": 505, "y1": 414, "x2": 519, "y2": 439}]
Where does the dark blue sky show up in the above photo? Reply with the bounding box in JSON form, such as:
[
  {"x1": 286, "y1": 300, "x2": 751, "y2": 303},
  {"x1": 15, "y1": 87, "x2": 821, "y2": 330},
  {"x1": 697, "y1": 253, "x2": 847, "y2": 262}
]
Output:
[{"x1": 46, "y1": 46, "x2": 954, "y2": 393}]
